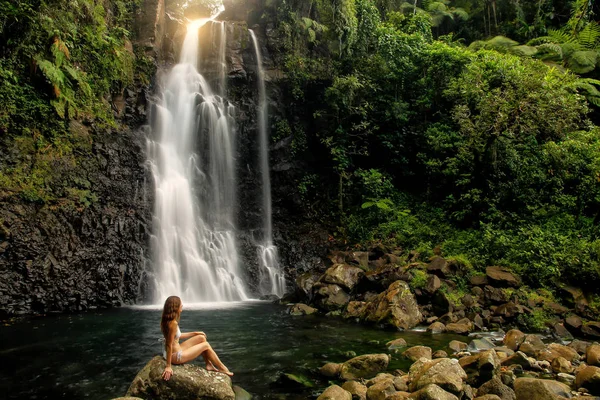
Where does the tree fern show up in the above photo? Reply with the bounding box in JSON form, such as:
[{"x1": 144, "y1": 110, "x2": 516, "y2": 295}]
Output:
[
  {"x1": 577, "y1": 22, "x2": 600, "y2": 50},
  {"x1": 568, "y1": 50, "x2": 598, "y2": 74}
]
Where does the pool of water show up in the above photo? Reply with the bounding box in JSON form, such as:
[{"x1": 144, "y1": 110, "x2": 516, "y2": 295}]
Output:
[{"x1": 1, "y1": 302, "x2": 473, "y2": 399}]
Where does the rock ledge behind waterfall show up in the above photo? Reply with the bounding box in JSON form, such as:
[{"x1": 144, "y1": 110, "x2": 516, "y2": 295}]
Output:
[{"x1": 126, "y1": 356, "x2": 235, "y2": 400}]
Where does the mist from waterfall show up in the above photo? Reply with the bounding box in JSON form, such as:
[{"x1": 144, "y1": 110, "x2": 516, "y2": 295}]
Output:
[
  {"x1": 147, "y1": 10, "x2": 249, "y2": 303},
  {"x1": 249, "y1": 30, "x2": 286, "y2": 297}
]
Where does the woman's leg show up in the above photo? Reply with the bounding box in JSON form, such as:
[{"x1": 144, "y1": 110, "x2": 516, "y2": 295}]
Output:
[
  {"x1": 179, "y1": 342, "x2": 233, "y2": 376},
  {"x1": 180, "y1": 335, "x2": 216, "y2": 371}
]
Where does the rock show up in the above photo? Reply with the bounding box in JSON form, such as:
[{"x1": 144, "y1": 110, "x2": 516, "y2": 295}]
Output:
[
  {"x1": 537, "y1": 343, "x2": 580, "y2": 363},
  {"x1": 513, "y1": 378, "x2": 572, "y2": 400},
  {"x1": 576, "y1": 365, "x2": 600, "y2": 394},
  {"x1": 111, "y1": 398, "x2": 144, "y2": 400},
  {"x1": 322, "y1": 264, "x2": 366, "y2": 291},
  {"x1": 427, "y1": 322, "x2": 446, "y2": 334},
  {"x1": 545, "y1": 302, "x2": 569, "y2": 316},
  {"x1": 345, "y1": 301, "x2": 368, "y2": 319},
  {"x1": 409, "y1": 384, "x2": 459, "y2": 400},
  {"x1": 314, "y1": 284, "x2": 351, "y2": 311},
  {"x1": 360, "y1": 281, "x2": 422, "y2": 330},
  {"x1": 346, "y1": 252, "x2": 369, "y2": 269},
  {"x1": 289, "y1": 303, "x2": 318, "y2": 316},
  {"x1": 587, "y1": 344, "x2": 600, "y2": 366},
  {"x1": 318, "y1": 384, "x2": 352, "y2": 400},
  {"x1": 366, "y1": 373, "x2": 395, "y2": 387},
  {"x1": 387, "y1": 393, "x2": 411, "y2": 400},
  {"x1": 551, "y1": 357, "x2": 573, "y2": 374},
  {"x1": 320, "y1": 363, "x2": 342, "y2": 378},
  {"x1": 449, "y1": 340, "x2": 468, "y2": 353},
  {"x1": 126, "y1": 356, "x2": 235, "y2": 400},
  {"x1": 474, "y1": 396, "x2": 502, "y2": 400},
  {"x1": 581, "y1": 322, "x2": 600, "y2": 339},
  {"x1": 425, "y1": 275, "x2": 441, "y2": 294},
  {"x1": 445, "y1": 320, "x2": 473, "y2": 335},
  {"x1": 232, "y1": 386, "x2": 252, "y2": 400},
  {"x1": 565, "y1": 315, "x2": 583, "y2": 331},
  {"x1": 408, "y1": 358, "x2": 467, "y2": 395},
  {"x1": 340, "y1": 354, "x2": 390, "y2": 381},
  {"x1": 276, "y1": 373, "x2": 315, "y2": 389},
  {"x1": 432, "y1": 291, "x2": 454, "y2": 316},
  {"x1": 403, "y1": 346, "x2": 432, "y2": 362},
  {"x1": 551, "y1": 323, "x2": 573, "y2": 341},
  {"x1": 459, "y1": 350, "x2": 500, "y2": 386},
  {"x1": 518, "y1": 335, "x2": 545, "y2": 357},
  {"x1": 501, "y1": 351, "x2": 534, "y2": 369},
  {"x1": 477, "y1": 377, "x2": 516, "y2": 400},
  {"x1": 387, "y1": 338, "x2": 408, "y2": 351},
  {"x1": 342, "y1": 381, "x2": 368, "y2": 400},
  {"x1": 503, "y1": 330, "x2": 526, "y2": 352},
  {"x1": 467, "y1": 338, "x2": 496, "y2": 352},
  {"x1": 427, "y1": 257, "x2": 453, "y2": 278},
  {"x1": 433, "y1": 350, "x2": 448, "y2": 359},
  {"x1": 484, "y1": 286, "x2": 509, "y2": 304},
  {"x1": 470, "y1": 275, "x2": 489, "y2": 286},
  {"x1": 569, "y1": 339, "x2": 591, "y2": 355},
  {"x1": 295, "y1": 272, "x2": 321, "y2": 299},
  {"x1": 366, "y1": 379, "x2": 396, "y2": 400},
  {"x1": 485, "y1": 266, "x2": 520, "y2": 287}
]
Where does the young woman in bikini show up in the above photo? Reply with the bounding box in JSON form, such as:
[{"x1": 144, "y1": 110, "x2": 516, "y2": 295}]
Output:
[{"x1": 160, "y1": 295, "x2": 234, "y2": 381}]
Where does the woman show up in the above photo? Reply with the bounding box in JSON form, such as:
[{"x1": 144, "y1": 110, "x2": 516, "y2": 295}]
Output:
[{"x1": 161, "y1": 295, "x2": 234, "y2": 381}]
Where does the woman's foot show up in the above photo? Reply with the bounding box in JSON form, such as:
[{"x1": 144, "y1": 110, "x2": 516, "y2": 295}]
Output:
[
  {"x1": 219, "y1": 369, "x2": 234, "y2": 377},
  {"x1": 206, "y1": 364, "x2": 218, "y2": 372}
]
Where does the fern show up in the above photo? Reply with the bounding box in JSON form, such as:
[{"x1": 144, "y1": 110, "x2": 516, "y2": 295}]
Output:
[
  {"x1": 577, "y1": 22, "x2": 600, "y2": 49},
  {"x1": 572, "y1": 78, "x2": 600, "y2": 107},
  {"x1": 568, "y1": 50, "x2": 598, "y2": 74}
]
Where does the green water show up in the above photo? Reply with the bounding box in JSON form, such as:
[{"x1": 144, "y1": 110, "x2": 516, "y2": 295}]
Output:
[{"x1": 0, "y1": 302, "x2": 473, "y2": 399}]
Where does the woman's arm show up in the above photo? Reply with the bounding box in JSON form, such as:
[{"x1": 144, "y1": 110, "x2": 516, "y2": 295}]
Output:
[
  {"x1": 162, "y1": 321, "x2": 177, "y2": 381},
  {"x1": 179, "y1": 331, "x2": 206, "y2": 340}
]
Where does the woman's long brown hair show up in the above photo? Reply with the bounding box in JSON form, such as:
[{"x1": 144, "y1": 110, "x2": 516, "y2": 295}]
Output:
[{"x1": 161, "y1": 295, "x2": 182, "y2": 338}]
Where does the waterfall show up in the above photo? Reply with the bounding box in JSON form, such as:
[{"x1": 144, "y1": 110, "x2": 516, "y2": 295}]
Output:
[
  {"x1": 249, "y1": 30, "x2": 286, "y2": 297},
  {"x1": 147, "y1": 9, "x2": 249, "y2": 303}
]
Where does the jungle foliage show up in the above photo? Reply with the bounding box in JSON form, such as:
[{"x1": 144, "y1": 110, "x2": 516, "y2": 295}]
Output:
[{"x1": 265, "y1": 0, "x2": 600, "y2": 290}]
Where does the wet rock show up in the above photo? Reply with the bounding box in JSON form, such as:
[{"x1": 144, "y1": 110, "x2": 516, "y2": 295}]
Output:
[
  {"x1": 408, "y1": 384, "x2": 459, "y2": 400},
  {"x1": 551, "y1": 357, "x2": 573, "y2": 374},
  {"x1": 576, "y1": 365, "x2": 600, "y2": 394},
  {"x1": 339, "y1": 354, "x2": 390, "y2": 381},
  {"x1": 485, "y1": 267, "x2": 520, "y2": 287},
  {"x1": 587, "y1": 344, "x2": 600, "y2": 366},
  {"x1": 322, "y1": 264, "x2": 365, "y2": 291},
  {"x1": 408, "y1": 358, "x2": 467, "y2": 395},
  {"x1": 387, "y1": 393, "x2": 410, "y2": 399},
  {"x1": 295, "y1": 272, "x2": 321, "y2": 299},
  {"x1": 346, "y1": 252, "x2": 369, "y2": 270},
  {"x1": 313, "y1": 284, "x2": 350, "y2": 311},
  {"x1": 449, "y1": 340, "x2": 468, "y2": 354},
  {"x1": 276, "y1": 373, "x2": 315, "y2": 389},
  {"x1": 477, "y1": 377, "x2": 516, "y2": 400},
  {"x1": 345, "y1": 301, "x2": 368, "y2": 319},
  {"x1": 360, "y1": 281, "x2": 422, "y2": 330},
  {"x1": 126, "y1": 356, "x2": 235, "y2": 400},
  {"x1": 288, "y1": 303, "x2": 318, "y2": 316},
  {"x1": 518, "y1": 335, "x2": 545, "y2": 357},
  {"x1": 341, "y1": 380, "x2": 367, "y2": 400},
  {"x1": 474, "y1": 396, "x2": 502, "y2": 400},
  {"x1": 403, "y1": 346, "x2": 432, "y2": 362},
  {"x1": 427, "y1": 322, "x2": 446, "y2": 334},
  {"x1": 551, "y1": 323, "x2": 573, "y2": 341},
  {"x1": 317, "y1": 384, "x2": 352, "y2": 400},
  {"x1": 501, "y1": 351, "x2": 534, "y2": 369},
  {"x1": 232, "y1": 386, "x2": 252, "y2": 400},
  {"x1": 366, "y1": 379, "x2": 396, "y2": 400},
  {"x1": 557, "y1": 373, "x2": 576, "y2": 386},
  {"x1": 513, "y1": 377, "x2": 572, "y2": 400},
  {"x1": 320, "y1": 363, "x2": 342, "y2": 378},
  {"x1": 445, "y1": 319, "x2": 473, "y2": 335},
  {"x1": 387, "y1": 338, "x2": 408, "y2": 352},
  {"x1": 467, "y1": 338, "x2": 496, "y2": 352}
]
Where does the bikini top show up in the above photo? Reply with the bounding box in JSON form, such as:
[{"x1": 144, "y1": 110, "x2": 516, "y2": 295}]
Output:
[{"x1": 159, "y1": 325, "x2": 182, "y2": 343}]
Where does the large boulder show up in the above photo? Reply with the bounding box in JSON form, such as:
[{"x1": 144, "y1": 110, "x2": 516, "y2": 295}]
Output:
[
  {"x1": 288, "y1": 303, "x2": 318, "y2": 316},
  {"x1": 408, "y1": 358, "x2": 468, "y2": 395},
  {"x1": 295, "y1": 272, "x2": 320, "y2": 299},
  {"x1": 313, "y1": 284, "x2": 351, "y2": 311},
  {"x1": 126, "y1": 356, "x2": 235, "y2": 400},
  {"x1": 360, "y1": 281, "x2": 422, "y2": 330},
  {"x1": 403, "y1": 346, "x2": 432, "y2": 362},
  {"x1": 518, "y1": 335, "x2": 545, "y2": 357},
  {"x1": 576, "y1": 365, "x2": 600, "y2": 394},
  {"x1": 366, "y1": 379, "x2": 397, "y2": 400},
  {"x1": 537, "y1": 343, "x2": 580, "y2": 363},
  {"x1": 317, "y1": 384, "x2": 352, "y2": 400},
  {"x1": 581, "y1": 322, "x2": 600, "y2": 339},
  {"x1": 513, "y1": 378, "x2": 572, "y2": 400},
  {"x1": 342, "y1": 381, "x2": 368, "y2": 400},
  {"x1": 459, "y1": 350, "x2": 500, "y2": 386},
  {"x1": 322, "y1": 264, "x2": 365, "y2": 291},
  {"x1": 339, "y1": 354, "x2": 390, "y2": 381},
  {"x1": 485, "y1": 267, "x2": 520, "y2": 287}
]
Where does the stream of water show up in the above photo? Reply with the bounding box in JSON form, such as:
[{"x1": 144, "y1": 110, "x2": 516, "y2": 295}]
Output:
[{"x1": 1, "y1": 303, "x2": 473, "y2": 400}]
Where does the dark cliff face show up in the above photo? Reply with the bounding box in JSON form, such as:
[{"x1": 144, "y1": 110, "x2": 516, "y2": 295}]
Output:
[{"x1": 0, "y1": 0, "x2": 329, "y2": 316}]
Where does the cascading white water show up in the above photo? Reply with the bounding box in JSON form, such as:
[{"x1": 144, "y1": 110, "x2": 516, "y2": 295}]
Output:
[
  {"x1": 147, "y1": 9, "x2": 249, "y2": 303},
  {"x1": 249, "y1": 30, "x2": 286, "y2": 297}
]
